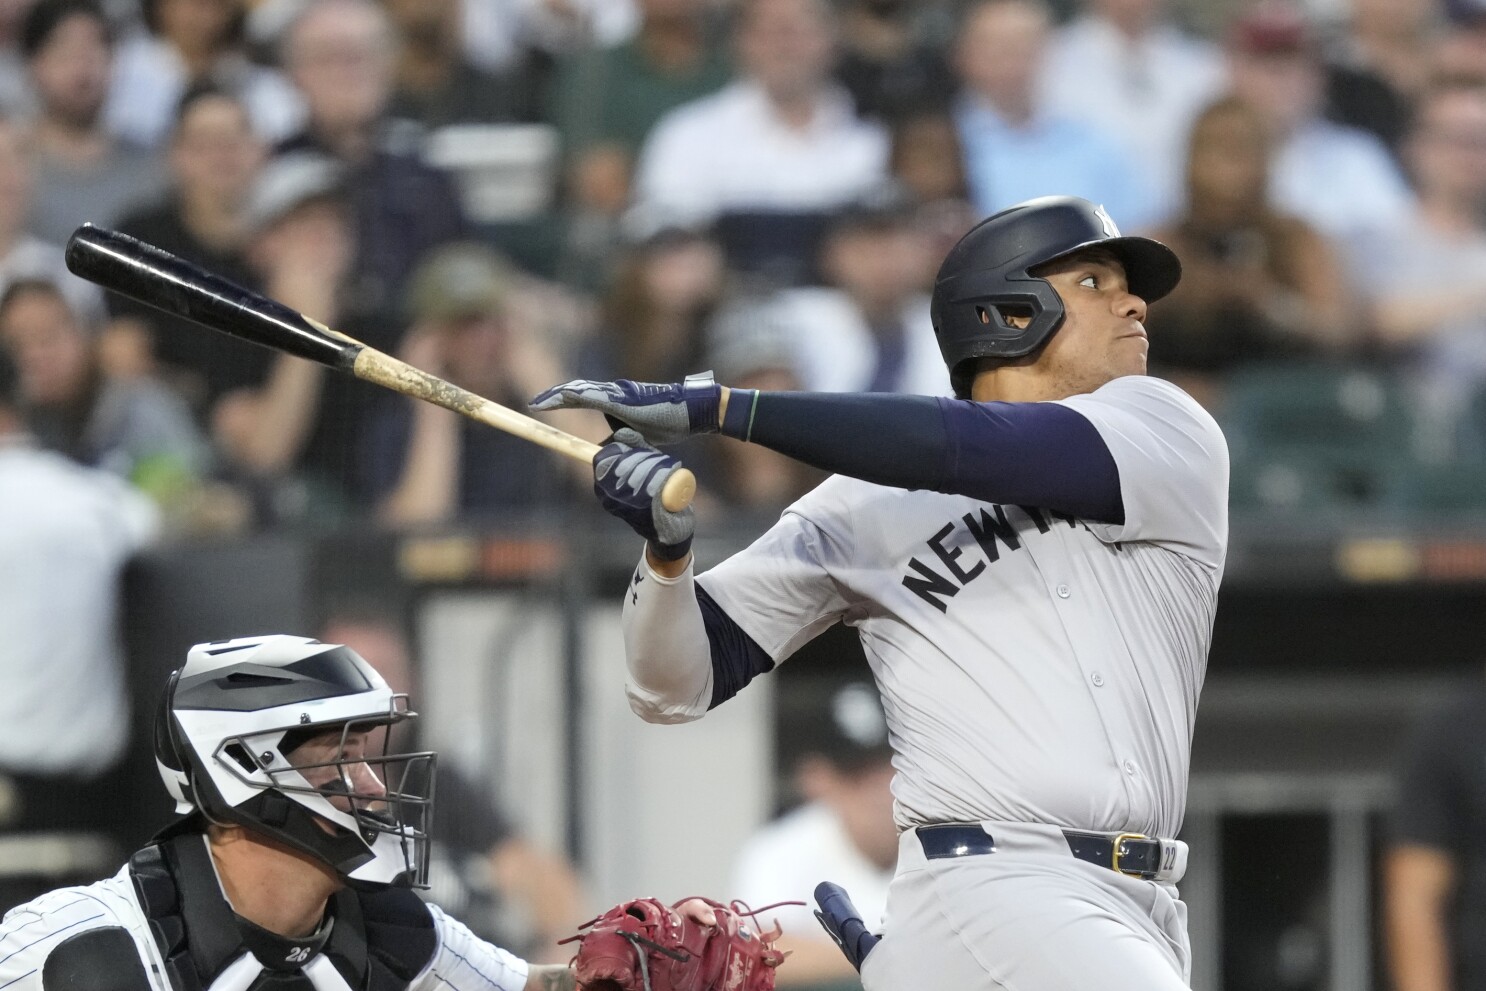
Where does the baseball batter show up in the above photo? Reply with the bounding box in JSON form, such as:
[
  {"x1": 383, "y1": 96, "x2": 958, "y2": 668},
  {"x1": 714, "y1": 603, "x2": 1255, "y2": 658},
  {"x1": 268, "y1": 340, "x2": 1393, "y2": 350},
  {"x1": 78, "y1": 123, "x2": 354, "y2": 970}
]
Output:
[{"x1": 531, "y1": 195, "x2": 1228, "y2": 990}]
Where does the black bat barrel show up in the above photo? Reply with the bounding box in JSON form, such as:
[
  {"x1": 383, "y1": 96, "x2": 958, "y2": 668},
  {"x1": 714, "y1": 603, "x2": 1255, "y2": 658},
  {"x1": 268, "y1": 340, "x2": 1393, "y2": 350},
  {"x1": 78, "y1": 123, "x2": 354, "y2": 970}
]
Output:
[{"x1": 64, "y1": 223, "x2": 359, "y2": 371}]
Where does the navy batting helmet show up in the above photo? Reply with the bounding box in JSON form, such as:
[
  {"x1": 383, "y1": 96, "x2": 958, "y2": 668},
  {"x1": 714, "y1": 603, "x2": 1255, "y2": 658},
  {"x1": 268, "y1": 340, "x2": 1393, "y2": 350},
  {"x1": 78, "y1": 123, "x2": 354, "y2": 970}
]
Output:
[{"x1": 930, "y1": 196, "x2": 1182, "y2": 398}]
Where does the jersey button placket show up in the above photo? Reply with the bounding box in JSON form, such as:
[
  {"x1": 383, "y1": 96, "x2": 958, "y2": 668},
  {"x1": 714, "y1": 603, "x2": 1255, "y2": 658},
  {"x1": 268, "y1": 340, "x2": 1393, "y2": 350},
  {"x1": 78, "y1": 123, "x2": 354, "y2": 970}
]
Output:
[
  {"x1": 1056, "y1": 583, "x2": 1071, "y2": 598},
  {"x1": 1091, "y1": 672, "x2": 1104, "y2": 687}
]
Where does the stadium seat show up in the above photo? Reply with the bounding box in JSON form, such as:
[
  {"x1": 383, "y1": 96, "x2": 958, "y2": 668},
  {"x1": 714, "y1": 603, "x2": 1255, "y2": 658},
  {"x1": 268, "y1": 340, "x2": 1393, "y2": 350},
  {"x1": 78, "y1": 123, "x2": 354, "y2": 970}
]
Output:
[
  {"x1": 1457, "y1": 383, "x2": 1486, "y2": 461},
  {"x1": 1217, "y1": 364, "x2": 1413, "y2": 508},
  {"x1": 1378, "y1": 461, "x2": 1486, "y2": 512},
  {"x1": 1228, "y1": 457, "x2": 1362, "y2": 510}
]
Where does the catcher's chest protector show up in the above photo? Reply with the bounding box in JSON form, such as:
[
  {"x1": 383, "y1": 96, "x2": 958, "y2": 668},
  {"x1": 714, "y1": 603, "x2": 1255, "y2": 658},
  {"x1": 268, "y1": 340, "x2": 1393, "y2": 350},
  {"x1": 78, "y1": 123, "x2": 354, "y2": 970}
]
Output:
[{"x1": 128, "y1": 833, "x2": 438, "y2": 991}]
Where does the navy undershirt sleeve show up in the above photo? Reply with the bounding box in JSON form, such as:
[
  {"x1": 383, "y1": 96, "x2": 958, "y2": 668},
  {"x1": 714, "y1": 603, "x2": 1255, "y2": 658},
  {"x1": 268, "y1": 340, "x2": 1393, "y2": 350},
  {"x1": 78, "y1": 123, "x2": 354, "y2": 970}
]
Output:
[
  {"x1": 730, "y1": 391, "x2": 1124, "y2": 524},
  {"x1": 696, "y1": 584, "x2": 775, "y2": 709}
]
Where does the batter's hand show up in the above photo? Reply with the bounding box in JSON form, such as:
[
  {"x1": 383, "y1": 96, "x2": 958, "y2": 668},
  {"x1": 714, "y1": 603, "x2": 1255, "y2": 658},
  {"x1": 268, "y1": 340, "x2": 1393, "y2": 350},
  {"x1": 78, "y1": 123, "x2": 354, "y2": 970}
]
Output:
[
  {"x1": 594, "y1": 428, "x2": 695, "y2": 560},
  {"x1": 529, "y1": 371, "x2": 722, "y2": 445}
]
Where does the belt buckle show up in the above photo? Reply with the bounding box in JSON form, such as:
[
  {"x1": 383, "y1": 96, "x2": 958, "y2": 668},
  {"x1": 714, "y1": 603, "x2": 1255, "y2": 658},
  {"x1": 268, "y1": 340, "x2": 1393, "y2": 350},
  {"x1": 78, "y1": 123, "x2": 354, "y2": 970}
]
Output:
[{"x1": 1111, "y1": 832, "x2": 1149, "y2": 877}]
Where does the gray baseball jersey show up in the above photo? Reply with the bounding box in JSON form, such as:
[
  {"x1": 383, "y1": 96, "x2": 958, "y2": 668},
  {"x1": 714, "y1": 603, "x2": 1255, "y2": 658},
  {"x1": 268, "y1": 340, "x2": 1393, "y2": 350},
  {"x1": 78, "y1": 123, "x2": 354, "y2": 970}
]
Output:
[{"x1": 697, "y1": 374, "x2": 1228, "y2": 839}]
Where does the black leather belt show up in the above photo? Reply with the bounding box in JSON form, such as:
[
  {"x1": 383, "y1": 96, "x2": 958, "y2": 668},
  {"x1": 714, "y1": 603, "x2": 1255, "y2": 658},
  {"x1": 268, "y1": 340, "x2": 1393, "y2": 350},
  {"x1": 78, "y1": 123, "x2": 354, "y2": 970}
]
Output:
[{"x1": 916, "y1": 824, "x2": 1170, "y2": 880}]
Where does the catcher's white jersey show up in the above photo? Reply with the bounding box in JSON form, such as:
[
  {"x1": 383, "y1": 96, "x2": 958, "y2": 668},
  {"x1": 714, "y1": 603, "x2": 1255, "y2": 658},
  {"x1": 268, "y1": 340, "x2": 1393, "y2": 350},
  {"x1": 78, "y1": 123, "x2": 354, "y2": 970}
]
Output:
[
  {"x1": 0, "y1": 865, "x2": 529, "y2": 991},
  {"x1": 698, "y1": 374, "x2": 1228, "y2": 839}
]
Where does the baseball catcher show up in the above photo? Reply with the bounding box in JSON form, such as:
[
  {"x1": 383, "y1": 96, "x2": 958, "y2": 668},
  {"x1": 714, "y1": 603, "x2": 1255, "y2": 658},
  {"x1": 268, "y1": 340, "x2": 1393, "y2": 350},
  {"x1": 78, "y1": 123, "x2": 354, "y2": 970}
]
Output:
[{"x1": 0, "y1": 635, "x2": 789, "y2": 991}]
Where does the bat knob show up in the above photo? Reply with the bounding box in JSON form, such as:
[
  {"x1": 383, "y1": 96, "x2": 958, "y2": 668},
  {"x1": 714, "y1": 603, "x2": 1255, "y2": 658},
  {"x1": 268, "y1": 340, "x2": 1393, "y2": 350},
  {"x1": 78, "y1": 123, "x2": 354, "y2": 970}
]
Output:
[{"x1": 660, "y1": 468, "x2": 696, "y2": 513}]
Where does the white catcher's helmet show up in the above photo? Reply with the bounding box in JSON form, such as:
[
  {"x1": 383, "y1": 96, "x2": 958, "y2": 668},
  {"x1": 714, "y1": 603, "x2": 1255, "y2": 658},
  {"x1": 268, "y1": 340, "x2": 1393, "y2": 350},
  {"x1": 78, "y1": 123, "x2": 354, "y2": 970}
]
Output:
[{"x1": 154, "y1": 635, "x2": 436, "y2": 887}]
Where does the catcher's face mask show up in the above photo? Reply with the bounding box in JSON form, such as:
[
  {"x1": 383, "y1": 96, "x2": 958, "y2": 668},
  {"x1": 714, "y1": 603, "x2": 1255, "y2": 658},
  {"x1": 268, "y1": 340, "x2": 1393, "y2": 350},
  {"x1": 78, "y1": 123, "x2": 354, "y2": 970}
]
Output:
[{"x1": 229, "y1": 707, "x2": 436, "y2": 885}]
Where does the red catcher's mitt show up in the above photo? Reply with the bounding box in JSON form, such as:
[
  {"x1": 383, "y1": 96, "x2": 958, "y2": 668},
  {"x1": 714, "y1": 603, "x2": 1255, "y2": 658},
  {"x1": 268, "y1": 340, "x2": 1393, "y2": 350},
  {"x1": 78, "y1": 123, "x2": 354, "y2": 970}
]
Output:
[{"x1": 562, "y1": 896, "x2": 788, "y2": 991}]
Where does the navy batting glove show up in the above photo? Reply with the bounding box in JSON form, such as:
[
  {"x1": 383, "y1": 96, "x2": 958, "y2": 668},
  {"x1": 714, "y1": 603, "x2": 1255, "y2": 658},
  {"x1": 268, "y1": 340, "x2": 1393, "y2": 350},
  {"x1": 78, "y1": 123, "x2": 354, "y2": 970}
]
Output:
[
  {"x1": 593, "y1": 428, "x2": 695, "y2": 561},
  {"x1": 530, "y1": 371, "x2": 721, "y2": 445}
]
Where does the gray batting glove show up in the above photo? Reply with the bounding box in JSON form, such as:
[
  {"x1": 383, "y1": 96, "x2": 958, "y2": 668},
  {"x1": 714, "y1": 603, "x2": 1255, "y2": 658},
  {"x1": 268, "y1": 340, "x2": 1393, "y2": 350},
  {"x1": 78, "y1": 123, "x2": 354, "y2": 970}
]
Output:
[
  {"x1": 530, "y1": 371, "x2": 721, "y2": 446},
  {"x1": 593, "y1": 428, "x2": 695, "y2": 560}
]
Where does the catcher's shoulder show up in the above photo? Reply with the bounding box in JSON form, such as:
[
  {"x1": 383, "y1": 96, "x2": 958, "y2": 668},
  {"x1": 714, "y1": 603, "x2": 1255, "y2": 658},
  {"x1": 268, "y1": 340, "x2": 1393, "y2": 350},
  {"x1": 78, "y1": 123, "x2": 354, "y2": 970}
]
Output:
[
  {"x1": 41, "y1": 927, "x2": 152, "y2": 991},
  {"x1": 0, "y1": 874, "x2": 156, "y2": 991}
]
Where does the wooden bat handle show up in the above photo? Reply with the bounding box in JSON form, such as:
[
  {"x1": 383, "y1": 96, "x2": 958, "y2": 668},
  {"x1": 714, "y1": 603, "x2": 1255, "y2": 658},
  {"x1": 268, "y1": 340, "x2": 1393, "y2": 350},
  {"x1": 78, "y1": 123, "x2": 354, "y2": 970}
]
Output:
[{"x1": 349, "y1": 345, "x2": 697, "y2": 513}]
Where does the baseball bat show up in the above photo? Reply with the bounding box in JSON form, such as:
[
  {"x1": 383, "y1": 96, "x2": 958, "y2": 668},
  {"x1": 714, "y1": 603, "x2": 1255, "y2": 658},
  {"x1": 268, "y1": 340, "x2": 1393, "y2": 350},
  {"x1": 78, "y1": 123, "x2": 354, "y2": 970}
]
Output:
[{"x1": 63, "y1": 224, "x2": 696, "y2": 512}]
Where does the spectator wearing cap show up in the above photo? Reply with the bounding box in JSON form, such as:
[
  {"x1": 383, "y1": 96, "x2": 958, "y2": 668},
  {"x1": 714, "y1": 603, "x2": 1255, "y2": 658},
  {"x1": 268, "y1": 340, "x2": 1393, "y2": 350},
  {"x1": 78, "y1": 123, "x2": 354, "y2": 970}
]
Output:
[
  {"x1": 951, "y1": 0, "x2": 1160, "y2": 229},
  {"x1": 754, "y1": 193, "x2": 950, "y2": 396},
  {"x1": 1038, "y1": 0, "x2": 1226, "y2": 222},
  {"x1": 0, "y1": 344, "x2": 159, "y2": 904},
  {"x1": 109, "y1": 85, "x2": 270, "y2": 419},
  {"x1": 731, "y1": 680, "x2": 897, "y2": 988},
  {"x1": 278, "y1": 0, "x2": 466, "y2": 340},
  {"x1": 1224, "y1": 1, "x2": 1414, "y2": 245},
  {"x1": 383, "y1": 0, "x2": 541, "y2": 130},
  {"x1": 104, "y1": 0, "x2": 305, "y2": 150},
  {"x1": 699, "y1": 297, "x2": 822, "y2": 512},
  {"x1": 631, "y1": 0, "x2": 890, "y2": 287},
  {"x1": 362, "y1": 242, "x2": 591, "y2": 525},
  {"x1": 22, "y1": 0, "x2": 167, "y2": 244},
  {"x1": 211, "y1": 151, "x2": 361, "y2": 516},
  {"x1": 0, "y1": 277, "x2": 209, "y2": 505}
]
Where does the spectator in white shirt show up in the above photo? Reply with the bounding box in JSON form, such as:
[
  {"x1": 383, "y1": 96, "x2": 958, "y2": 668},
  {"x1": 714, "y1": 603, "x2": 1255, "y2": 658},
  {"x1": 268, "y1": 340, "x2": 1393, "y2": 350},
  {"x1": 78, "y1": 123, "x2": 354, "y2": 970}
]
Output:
[
  {"x1": 763, "y1": 193, "x2": 951, "y2": 396},
  {"x1": 951, "y1": 0, "x2": 1160, "y2": 229},
  {"x1": 1225, "y1": 1, "x2": 1414, "y2": 244},
  {"x1": 1039, "y1": 0, "x2": 1227, "y2": 224},
  {"x1": 731, "y1": 680, "x2": 897, "y2": 988},
  {"x1": 460, "y1": 0, "x2": 640, "y2": 71},
  {"x1": 1349, "y1": 81, "x2": 1486, "y2": 443},
  {"x1": 632, "y1": 0, "x2": 890, "y2": 285},
  {"x1": 0, "y1": 344, "x2": 158, "y2": 902},
  {"x1": 105, "y1": 0, "x2": 305, "y2": 149}
]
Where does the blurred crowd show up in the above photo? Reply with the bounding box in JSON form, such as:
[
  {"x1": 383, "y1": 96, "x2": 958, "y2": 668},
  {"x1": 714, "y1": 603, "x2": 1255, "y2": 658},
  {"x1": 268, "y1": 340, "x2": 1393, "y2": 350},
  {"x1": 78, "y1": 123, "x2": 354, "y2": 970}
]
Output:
[
  {"x1": 7, "y1": 0, "x2": 1486, "y2": 983},
  {"x1": 1, "y1": 0, "x2": 1485, "y2": 537}
]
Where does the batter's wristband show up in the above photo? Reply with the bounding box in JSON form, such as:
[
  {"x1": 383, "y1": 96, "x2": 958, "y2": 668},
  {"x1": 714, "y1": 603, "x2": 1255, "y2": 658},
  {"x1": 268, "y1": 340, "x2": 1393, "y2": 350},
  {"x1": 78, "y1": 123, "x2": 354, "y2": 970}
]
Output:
[
  {"x1": 684, "y1": 372, "x2": 722, "y2": 433},
  {"x1": 720, "y1": 389, "x2": 760, "y2": 441},
  {"x1": 647, "y1": 535, "x2": 693, "y2": 561}
]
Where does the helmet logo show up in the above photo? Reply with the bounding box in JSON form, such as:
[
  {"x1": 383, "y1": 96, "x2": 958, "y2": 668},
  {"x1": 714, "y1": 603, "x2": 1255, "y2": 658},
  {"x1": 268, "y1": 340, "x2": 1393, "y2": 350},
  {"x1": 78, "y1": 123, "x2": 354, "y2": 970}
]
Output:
[{"x1": 1094, "y1": 204, "x2": 1120, "y2": 238}]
